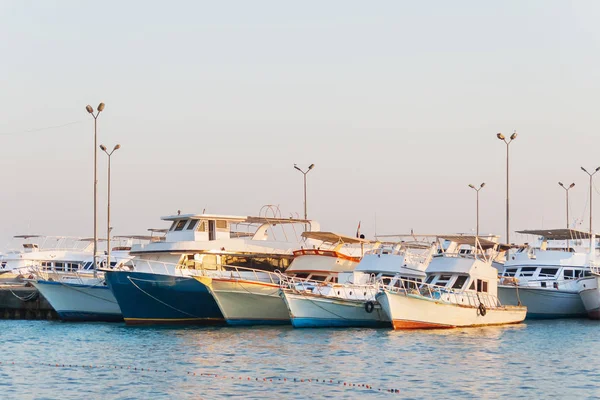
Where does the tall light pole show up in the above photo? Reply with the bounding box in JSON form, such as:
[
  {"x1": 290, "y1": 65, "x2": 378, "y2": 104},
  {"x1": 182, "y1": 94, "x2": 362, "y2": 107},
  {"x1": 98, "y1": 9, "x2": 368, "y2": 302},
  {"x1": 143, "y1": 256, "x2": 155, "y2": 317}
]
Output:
[
  {"x1": 581, "y1": 166, "x2": 600, "y2": 249},
  {"x1": 100, "y1": 144, "x2": 121, "y2": 270},
  {"x1": 559, "y1": 182, "x2": 575, "y2": 251},
  {"x1": 468, "y1": 183, "x2": 486, "y2": 248},
  {"x1": 86, "y1": 102, "x2": 105, "y2": 275},
  {"x1": 293, "y1": 163, "x2": 315, "y2": 231},
  {"x1": 558, "y1": 182, "x2": 575, "y2": 229},
  {"x1": 496, "y1": 131, "x2": 517, "y2": 244}
]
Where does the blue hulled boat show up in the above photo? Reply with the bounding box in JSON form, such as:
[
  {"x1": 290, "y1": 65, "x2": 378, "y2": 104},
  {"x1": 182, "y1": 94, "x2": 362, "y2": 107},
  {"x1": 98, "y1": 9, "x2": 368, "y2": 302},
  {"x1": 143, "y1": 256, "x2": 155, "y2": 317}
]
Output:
[
  {"x1": 102, "y1": 210, "x2": 318, "y2": 326},
  {"x1": 104, "y1": 270, "x2": 224, "y2": 325}
]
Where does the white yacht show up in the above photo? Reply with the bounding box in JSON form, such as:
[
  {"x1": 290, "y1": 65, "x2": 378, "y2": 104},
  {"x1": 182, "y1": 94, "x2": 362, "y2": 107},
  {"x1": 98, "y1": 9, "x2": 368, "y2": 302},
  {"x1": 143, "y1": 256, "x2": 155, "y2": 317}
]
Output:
[
  {"x1": 280, "y1": 238, "x2": 435, "y2": 328},
  {"x1": 498, "y1": 229, "x2": 593, "y2": 319},
  {"x1": 376, "y1": 235, "x2": 527, "y2": 329}
]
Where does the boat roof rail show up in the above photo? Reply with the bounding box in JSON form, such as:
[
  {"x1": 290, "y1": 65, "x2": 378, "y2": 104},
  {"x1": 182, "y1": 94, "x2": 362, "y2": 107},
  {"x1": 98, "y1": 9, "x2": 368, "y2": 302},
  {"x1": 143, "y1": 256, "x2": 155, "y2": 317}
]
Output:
[
  {"x1": 113, "y1": 235, "x2": 156, "y2": 241},
  {"x1": 516, "y1": 228, "x2": 597, "y2": 241},
  {"x1": 302, "y1": 231, "x2": 370, "y2": 244},
  {"x1": 147, "y1": 228, "x2": 168, "y2": 233},
  {"x1": 161, "y1": 213, "x2": 248, "y2": 222}
]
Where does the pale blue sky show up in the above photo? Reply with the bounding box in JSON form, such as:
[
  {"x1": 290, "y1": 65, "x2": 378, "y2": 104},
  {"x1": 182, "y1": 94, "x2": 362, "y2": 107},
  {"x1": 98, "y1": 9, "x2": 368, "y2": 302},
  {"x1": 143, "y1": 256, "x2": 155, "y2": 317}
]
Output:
[{"x1": 1, "y1": 1, "x2": 600, "y2": 248}]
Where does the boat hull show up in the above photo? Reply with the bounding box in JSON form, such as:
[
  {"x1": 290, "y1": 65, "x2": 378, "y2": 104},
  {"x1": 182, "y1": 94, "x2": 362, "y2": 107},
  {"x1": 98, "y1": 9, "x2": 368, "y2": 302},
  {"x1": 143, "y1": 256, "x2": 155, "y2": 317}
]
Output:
[
  {"x1": 196, "y1": 277, "x2": 289, "y2": 325},
  {"x1": 377, "y1": 290, "x2": 526, "y2": 329},
  {"x1": 579, "y1": 277, "x2": 600, "y2": 319},
  {"x1": 104, "y1": 270, "x2": 224, "y2": 325},
  {"x1": 281, "y1": 290, "x2": 389, "y2": 328},
  {"x1": 497, "y1": 285, "x2": 586, "y2": 319},
  {"x1": 31, "y1": 279, "x2": 122, "y2": 322}
]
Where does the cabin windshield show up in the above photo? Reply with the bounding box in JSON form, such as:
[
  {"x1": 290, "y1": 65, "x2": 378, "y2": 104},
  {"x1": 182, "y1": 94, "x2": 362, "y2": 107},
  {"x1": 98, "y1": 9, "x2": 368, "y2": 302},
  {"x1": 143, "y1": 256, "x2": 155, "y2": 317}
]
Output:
[{"x1": 452, "y1": 275, "x2": 469, "y2": 289}]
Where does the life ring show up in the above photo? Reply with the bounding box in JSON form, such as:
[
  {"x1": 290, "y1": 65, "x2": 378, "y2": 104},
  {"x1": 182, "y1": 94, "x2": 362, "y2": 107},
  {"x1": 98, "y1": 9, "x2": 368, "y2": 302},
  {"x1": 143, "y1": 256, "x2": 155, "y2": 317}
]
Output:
[
  {"x1": 365, "y1": 301, "x2": 375, "y2": 313},
  {"x1": 478, "y1": 302, "x2": 487, "y2": 316}
]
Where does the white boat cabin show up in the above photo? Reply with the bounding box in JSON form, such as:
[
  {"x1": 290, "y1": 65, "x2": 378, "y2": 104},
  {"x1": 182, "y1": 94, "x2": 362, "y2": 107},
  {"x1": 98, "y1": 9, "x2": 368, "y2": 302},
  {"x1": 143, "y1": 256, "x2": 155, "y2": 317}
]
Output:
[
  {"x1": 338, "y1": 240, "x2": 436, "y2": 286},
  {"x1": 128, "y1": 212, "x2": 320, "y2": 273},
  {"x1": 422, "y1": 235, "x2": 510, "y2": 299},
  {"x1": 285, "y1": 231, "x2": 369, "y2": 283},
  {"x1": 500, "y1": 229, "x2": 596, "y2": 287}
]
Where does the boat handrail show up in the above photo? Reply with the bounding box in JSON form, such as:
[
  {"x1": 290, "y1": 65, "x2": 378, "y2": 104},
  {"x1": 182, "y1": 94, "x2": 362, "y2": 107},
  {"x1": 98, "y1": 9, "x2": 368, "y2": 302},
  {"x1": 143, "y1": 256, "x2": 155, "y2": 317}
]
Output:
[
  {"x1": 279, "y1": 274, "x2": 380, "y2": 300},
  {"x1": 380, "y1": 278, "x2": 503, "y2": 309},
  {"x1": 114, "y1": 257, "x2": 283, "y2": 285},
  {"x1": 30, "y1": 267, "x2": 99, "y2": 286},
  {"x1": 590, "y1": 261, "x2": 600, "y2": 276},
  {"x1": 498, "y1": 275, "x2": 587, "y2": 288}
]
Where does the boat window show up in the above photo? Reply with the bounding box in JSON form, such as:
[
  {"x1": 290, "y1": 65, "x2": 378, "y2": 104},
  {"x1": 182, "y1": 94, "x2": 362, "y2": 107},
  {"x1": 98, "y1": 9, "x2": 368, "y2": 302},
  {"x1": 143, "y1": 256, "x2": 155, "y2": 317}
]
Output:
[
  {"x1": 293, "y1": 273, "x2": 310, "y2": 279},
  {"x1": 459, "y1": 248, "x2": 472, "y2": 255},
  {"x1": 503, "y1": 268, "x2": 518, "y2": 277},
  {"x1": 54, "y1": 262, "x2": 64, "y2": 271},
  {"x1": 563, "y1": 269, "x2": 575, "y2": 280},
  {"x1": 186, "y1": 220, "x2": 199, "y2": 231},
  {"x1": 221, "y1": 255, "x2": 292, "y2": 272},
  {"x1": 518, "y1": 267, "x2": 537, "y2": 277},
  {"x1": 469, "y1": 281, "x2": 475, "y2": 290},
  {"x1": 435, "y1": 274, "x2": 452, "y2": 287},
  {"x1": 41, "y1": 261, "x2": 52, "y2": 268},
  {"x1": 452, "y1": 275, "x2": 468, "y2": 289},
  {"x1": 174, "y1": 220, "x2": 187, "y2": 231},
  {"x1": 476, "y1": 279, "x2": 488, "y2": 293},
  {"x1": 169, "y1": 221, "x2": 177, "y2": 231},
  {"x1": 426, "y1": 275, "x2": 435, "y2": 284},
  {"x1": 216, "y1": 220, "x2": 228, "y2": 230},
  {"x1": 310, "y1": 275, "x2": 327, "y2": 282},
  {"x1": 539, "y1": 268, "x2": 558, "y2": 277},
  {"x1": 197, "y1": 221, "x2": 207, "y2": 232},
  {"x1": 584, "y1": 270, "x2": 592, "y2": 277},
  {"x1": 83, "y1": 261, "x2": 94, "y2": 270},
  {"x1": 66, "y1": 263, "x2": 79, "y2": 271}
]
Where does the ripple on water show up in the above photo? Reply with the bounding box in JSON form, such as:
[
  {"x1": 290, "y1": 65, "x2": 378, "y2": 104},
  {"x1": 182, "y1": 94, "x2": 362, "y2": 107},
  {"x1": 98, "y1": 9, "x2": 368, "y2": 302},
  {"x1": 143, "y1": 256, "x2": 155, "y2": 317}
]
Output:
[{"x1": 0, "y1": 320, "x2": 599, "y2": 398}]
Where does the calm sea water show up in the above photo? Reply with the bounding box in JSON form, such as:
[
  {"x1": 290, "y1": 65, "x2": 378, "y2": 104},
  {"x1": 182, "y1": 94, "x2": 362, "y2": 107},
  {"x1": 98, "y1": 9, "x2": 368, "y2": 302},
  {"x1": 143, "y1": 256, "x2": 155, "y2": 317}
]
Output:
[{"x1": 0, "y1": 319, "x2": 599, "y2": 399}]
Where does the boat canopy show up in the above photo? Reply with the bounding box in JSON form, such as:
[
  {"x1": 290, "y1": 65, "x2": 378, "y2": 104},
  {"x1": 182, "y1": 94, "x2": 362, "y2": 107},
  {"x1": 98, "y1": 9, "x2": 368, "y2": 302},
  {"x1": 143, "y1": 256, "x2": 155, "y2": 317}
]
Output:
[
  {"x1": 161, "y1": 213, "x2": 312, "y2": 225},
  {"x1": 516, "y1": 229, "x2": 597, "y2": 241},
  {"x1": 301, "y1": 231, "x2": 369, "y2": 245},
  {"x1": 438, "y1": 235, "x2": 512, "y2": 251}
]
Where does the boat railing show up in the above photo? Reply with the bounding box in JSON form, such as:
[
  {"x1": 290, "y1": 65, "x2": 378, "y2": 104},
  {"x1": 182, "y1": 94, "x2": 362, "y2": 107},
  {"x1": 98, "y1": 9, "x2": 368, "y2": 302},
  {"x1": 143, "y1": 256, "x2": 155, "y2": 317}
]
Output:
[
  {"x1": 498, "y1": 275, "x2": 586, "y2": 289},
  {"x1": 30, "y1": 266, "x2": 99, "y2": 285},
  {"x1": 279, "y1": 274, "x2": 380, "y2": 299},
  {"x1": 380, "y1": 278, "x2": 502, "y2": 309},
  {"x1": 117, "y1": 258, "x2": 283, "y2": 285},
  {"x1": 590, "y1": 261, "x2": 600, "y2": 276}
]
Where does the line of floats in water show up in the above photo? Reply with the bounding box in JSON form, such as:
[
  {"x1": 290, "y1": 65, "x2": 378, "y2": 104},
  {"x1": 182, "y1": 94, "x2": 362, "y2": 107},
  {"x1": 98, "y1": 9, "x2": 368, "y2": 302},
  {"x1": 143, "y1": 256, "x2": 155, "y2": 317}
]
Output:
[{"x1": 2, "y1": 209, "x2": 600, "y2": 330}]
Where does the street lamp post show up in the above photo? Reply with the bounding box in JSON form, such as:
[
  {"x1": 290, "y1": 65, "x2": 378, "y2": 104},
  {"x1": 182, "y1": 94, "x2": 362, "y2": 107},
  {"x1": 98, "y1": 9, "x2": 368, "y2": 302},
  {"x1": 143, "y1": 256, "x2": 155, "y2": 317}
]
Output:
[
  {"x1": 293, "y1": 164, "x2": 315, "y2": 230},
  {"x1": 100, "y1": 144, "x2": 121, "y2": 270},
  {"x1": 558, "y1": 182, "x2": 575, "y2": 251},
  {"x1": 468, "y1": 183, "x2": 486, "y2": 248},
  {"x1": 558, "y1": 182, "x2": 575, "y2": 229},
  {"x1": 86, "y1": 102, "x2": 105, "y2": 276},
  {"x1": 496, "y1": 131, "x2": 517, "y2": 244},
  {"x1": 581, "y1": 166, "x2": 600, "y2": 249}
]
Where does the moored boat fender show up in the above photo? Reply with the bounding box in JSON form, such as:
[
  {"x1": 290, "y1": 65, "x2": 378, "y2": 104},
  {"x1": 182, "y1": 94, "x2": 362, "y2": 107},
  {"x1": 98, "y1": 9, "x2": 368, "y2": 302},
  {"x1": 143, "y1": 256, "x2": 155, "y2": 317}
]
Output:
[
  {"x1": 365, "y1": 301, "x2": 375, "y2": 313},
  {"x1": 477, "y1": 302, "x2": 486, "y2": 316}
]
